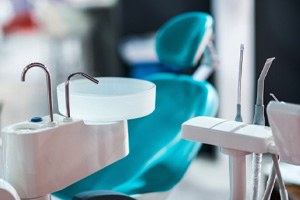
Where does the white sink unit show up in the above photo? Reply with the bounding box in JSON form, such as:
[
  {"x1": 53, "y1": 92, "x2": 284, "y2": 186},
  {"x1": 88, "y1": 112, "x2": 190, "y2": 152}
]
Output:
[
  {"x1": 1, "y1": 76, "x2": 156, "y2": 200},
  {"x1": 3, "y1": 115, "x2": 129, "y2": 199}
]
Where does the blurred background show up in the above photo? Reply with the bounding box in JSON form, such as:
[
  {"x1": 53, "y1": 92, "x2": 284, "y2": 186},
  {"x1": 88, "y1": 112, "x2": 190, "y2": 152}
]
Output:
[{"x1": 0, "y1": 0, "x2": 299, "y2": 199}]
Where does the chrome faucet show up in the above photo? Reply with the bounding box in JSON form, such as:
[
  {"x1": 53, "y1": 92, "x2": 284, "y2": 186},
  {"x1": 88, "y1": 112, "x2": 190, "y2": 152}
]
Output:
[
  {"x1": 21, "y1": 63, "x2": 54, "y2": 122},
  {"x1": 65, "y1": 72, "x2": 99, "y2": 118}
]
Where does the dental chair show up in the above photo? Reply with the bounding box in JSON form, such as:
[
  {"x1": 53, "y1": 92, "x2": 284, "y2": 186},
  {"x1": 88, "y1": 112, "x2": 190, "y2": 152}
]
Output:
[
  {"x1": 53, "y1": 73, "x2": 218, "y2": 200},
  {"x1": 53, "y1": 12, "x2": 218, "y2": 200}
]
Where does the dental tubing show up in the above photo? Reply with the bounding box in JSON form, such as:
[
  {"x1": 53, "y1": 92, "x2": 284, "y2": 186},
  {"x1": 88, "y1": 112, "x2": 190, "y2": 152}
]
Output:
[
  {"x1": 272, "y1": 155, "x2": 288, "y2": 200},
  {"x1": 262, "y1": 94, "x2": 279, "y2": 200},
  {"x1": 251, "y1": 57, "x2": 275, "y2": 200},
  {"x1": 262, "y1": 94, "x2": 288, "y2": 200},
  {"x1": 262, "y1": 165, "x2": 276, "y2": 200},
  {"x1": 262, "y1": 155, "x2": 288, "y2": 200},
  {"x1": 252, "y1": 152, "x2": 263, "y2": 200}
]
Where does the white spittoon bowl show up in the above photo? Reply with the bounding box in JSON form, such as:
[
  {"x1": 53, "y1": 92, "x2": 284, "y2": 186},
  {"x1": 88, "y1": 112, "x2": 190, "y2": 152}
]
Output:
[{"x1": 57, "y1": 77, "x2": 156, "y2": 122}]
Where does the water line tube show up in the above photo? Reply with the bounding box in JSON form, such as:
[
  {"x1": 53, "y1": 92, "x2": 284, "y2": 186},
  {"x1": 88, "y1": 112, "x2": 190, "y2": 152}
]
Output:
[
  {"x1": 272, "y1": 155, "x2": 288, "y2": 200},
  {"x1": 252, "y1": 153, "x2": 262, "y2": 200},
  {"x1": 262, "y1": 163, "x2": 276, "y2": 200}
]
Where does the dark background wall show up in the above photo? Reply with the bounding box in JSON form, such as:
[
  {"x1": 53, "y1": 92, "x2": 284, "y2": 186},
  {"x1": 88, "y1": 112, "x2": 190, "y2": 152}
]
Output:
[
  {"x1": 86, "y1": 0, "x2": 211, "y2": 76},
  {"x1": 255, "y1": 0, "x2": 300, "y2": 118},
  {"x1": 86, "y1": 0, "x2": 300, "y2": 126},
  {"x1": 120, "y1": 0, "x2": 211, "y2": 36}
]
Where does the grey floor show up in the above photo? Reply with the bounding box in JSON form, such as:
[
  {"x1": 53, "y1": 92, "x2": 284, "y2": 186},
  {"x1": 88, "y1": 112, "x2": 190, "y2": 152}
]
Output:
[
  {"x1": 168, "y1": 153, "x2": 284, "y2": 200},
  {"x1": 168, "y1": 153, "x2": 230, "y2": 200}
]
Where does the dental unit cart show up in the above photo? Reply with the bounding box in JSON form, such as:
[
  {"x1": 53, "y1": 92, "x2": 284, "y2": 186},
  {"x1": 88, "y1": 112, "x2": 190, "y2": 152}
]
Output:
[
  {"x1": 181, "y1": 101, "x2": 300, "y2": 200},
  {"x1": 0, "y1": 63, "x2": 156, "y2": 200},
  {"x1": 182, "y1": 50, "x2": 300, "y2": 200}
]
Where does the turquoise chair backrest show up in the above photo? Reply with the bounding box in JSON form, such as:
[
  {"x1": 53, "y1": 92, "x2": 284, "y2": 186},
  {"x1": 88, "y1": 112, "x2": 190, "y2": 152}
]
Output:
[
  {"x1": 156, "y1": 12, "x2": 213, "y2": 69},
  {"x1": 53, "y1": 73, "x2": 218, "y2": 199}
]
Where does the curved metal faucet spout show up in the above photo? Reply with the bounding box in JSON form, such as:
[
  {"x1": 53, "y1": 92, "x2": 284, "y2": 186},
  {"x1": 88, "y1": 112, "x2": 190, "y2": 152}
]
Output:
[
  {"x1": 21, "y1": 62, "x2": 54, "y2": 122},
  {"x1": 65, "y1": 72, "x2": 99, "y2": 118}
]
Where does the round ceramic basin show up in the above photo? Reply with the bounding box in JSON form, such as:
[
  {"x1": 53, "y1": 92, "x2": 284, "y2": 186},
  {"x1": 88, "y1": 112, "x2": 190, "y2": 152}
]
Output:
[{"x1": 57, "y1": 77, "x2": 156, "y2": 122}]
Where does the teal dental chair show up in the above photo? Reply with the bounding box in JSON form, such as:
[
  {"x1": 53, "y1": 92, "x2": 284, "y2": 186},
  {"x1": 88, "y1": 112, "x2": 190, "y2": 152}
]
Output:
[
  {"x1": 53, "y1": 73, "x2": 218, "y2": 200},
  {"x1": 53, "y1": 12, "x2": 218, "y2": 200}
]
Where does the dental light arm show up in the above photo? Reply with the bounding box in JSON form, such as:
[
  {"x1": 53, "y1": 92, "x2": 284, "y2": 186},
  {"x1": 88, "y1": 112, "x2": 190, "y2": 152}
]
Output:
[{"x1": 192, "y1": 40, "x2": 219, "y2": 81}]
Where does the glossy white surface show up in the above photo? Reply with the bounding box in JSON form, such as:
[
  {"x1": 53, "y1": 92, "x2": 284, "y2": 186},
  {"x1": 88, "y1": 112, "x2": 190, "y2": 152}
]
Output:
[
  {"x1": 182, "y1": 116, "x2": 273, "y2": 153},
  {"x1": 0, "y1": 179, "x2": 20, "y2": 200},
  {"x1": 267, "y1": 101, "x2": 300, "y2": 165},
  {"x1": 57, "y1": 77, "x2": 156, "y2": 122},
  {"x1": 2, "y1": 114, "x2": 129, "y2": 199}
]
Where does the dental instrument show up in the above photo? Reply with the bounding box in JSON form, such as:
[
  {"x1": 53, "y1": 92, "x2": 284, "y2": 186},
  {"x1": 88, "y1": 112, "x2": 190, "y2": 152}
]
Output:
[
  {"x1": 235, "y1": 44, "x2": 244, "y2": 122},
  {"x1": 251, "y1": 57, "x2": 275, "y2": 200},
  {"x1": 253, "y1": 58, "x2": 275, "y2": 125},
  {"x1": 21, "y1": 62, "x2": 54, "y2": 123},
  {"x1": 225, "y1": 44, "x2": 246, "y2": 200},
  {"x1": 65, "y1": 72, "x2": 99, "y2": 119}
]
